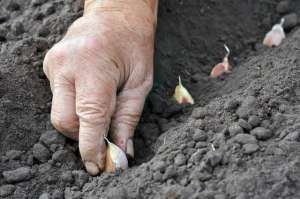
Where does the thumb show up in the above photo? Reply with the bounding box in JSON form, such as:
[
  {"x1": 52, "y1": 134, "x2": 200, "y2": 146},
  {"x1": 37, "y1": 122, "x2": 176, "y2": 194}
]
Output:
[
  {"x1": 111, "y1": 79, "x2": 152, "y2": 158},
  {"x1": 76, "y1": 75, "x2": 117, "y2": 176}
]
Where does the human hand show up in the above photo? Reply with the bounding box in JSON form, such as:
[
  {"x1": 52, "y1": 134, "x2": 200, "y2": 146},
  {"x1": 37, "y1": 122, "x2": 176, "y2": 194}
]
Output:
[{"x1": 43, "y1": 0, "x2": 157, "y2": 175}]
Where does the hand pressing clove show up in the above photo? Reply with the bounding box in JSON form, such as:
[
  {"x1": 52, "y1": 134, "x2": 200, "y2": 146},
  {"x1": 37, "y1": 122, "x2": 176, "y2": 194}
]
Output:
[{"x1": 43, "y1": 0, "x2": 158, "y2": 176}]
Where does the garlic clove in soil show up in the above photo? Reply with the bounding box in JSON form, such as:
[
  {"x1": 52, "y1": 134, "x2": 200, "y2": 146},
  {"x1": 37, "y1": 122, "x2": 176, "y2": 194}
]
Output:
[
  {"x1": 104, "y1": 137, "x2": 128, "y2": 173},
  {"x1": 210, "y1": 44, "x2": 231, "y2": 78},
  {"x1": 174, "y1": 76, "x2": 194, "y2": 105},
  {"x1": 263, "y1": 18, "x2": 285, "y2": 48}
]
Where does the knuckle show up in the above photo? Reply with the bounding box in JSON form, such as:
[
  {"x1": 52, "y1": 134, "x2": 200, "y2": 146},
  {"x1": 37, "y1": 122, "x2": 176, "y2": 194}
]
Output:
[
  {"x1": 45, "y1": 44, "x2": 67, "y2": 65},
  {"x1": 43, "y1": 44, "x2": 68, "y2": 78},
  {"x1": 78, "y1": 36, "x2": 103, "y2": 56}
]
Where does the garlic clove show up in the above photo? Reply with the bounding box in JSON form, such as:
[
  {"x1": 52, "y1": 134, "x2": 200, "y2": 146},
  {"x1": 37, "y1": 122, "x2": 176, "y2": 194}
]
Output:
[
  {"x1": 263, "y1": 31, "x2": 285, "y2": 47},
  {"x1": 210, "y1": 63, "x2": 227, "y2": 78},
  {"x1": 263, "y1": 18, "x2": 285, "y2": 47},
  {"x1": 174, "y1": 76, "x2": 194, "y2": 105},
  {"x1": 210, "y1": 44, "x2": 231, "y2": 78},
  {"x1": 104, "y1": 137, "x2": 128, "y2": 173}
]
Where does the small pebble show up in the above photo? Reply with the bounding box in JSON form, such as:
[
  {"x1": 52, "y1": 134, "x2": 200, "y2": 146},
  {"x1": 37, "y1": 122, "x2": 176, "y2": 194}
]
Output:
[
  {"x1": 228, "y1": 123, "x2": 244, "y2": 136},
  {"x1": 174, "y1": 154, "x2": 186, "y2": 166},
  {"x1": 0, "y1": 184, "x2": 16, "y2": 197},
  {"x1": 193, "y1": 119, "x2": 206, "y2": 129},
  {"x1": 179, "y1": 144, "x2": 187, "y2": 150},
  {"x1": 189, "y1": 150, "x2": 205, "y2": 163},
  {"x1": 276, "y1": 0, "x2": 291, "y2": 14},
  {"x1": 238, "y1": 119, "x2": 252, "y2": 131},
  {"x1": 187, "y1": 140, "x2": 196, "y2": 148},
  {"x1": 39, "y1": 163, "x2": 52, "y2": 174},
  {"x1": 52, "y1": 150, "x2": 79, "y2": 169},
  {"x1": 248, "y1": 115, "x2": 261, "y2": 127},
  {"x1": 206, "y1": 151, "x2": 223, "y2": 167},
  {"x1": 27, "y1": 155, "x2": 34, "y2": 166},
  {"x1": 197, "y1": 171, "x2": 212, "y2": 182},
  {"x1": 39, "y1": 193, "x2": 51, "y2": 199},
  {"x1": 5, "y1": 150, "x2": 23, "y2": 160},
  {"x1": 243, "y1": 143, "x2": 259, "y2": 154},
  {"x1": 42, "y1": 4, "x2": 55, "y2": 16},
  {"x1": 251, "y1": 127, "x2": 273, "y2": 140},
  {"x1": 193, "y1": 129, "x2": 208, "y2": 142},
  {"x1": 38, "y1": 26, "x2": 50, "y2": 37},
  {"x1": 195, "y1": 142, "x2": 207, "y2": 149},
  {"x1": 224, "y1": 99, "x2": 240, "y2": 111},
  {"x1": 163, "y1": 166, "x2": 176, "y2": 180},
  {"x1": 33, "y1": 143, "x2": 51, "y2": 163},
  {"x1": 261, "y1": 120, "x2": 271, "y2": 129},
  {"x1": 233, "y1": 134, "x2": 257, "y2": 144},
  {"x1": 151, "y1": 160, "x2": 166, "y2": 172},
  {"x1": 236, "y1": 96, "x2": 256, "y2": 118},
  {"x1": 283, "y1": 13, "x2": 298, "y2": 30},
  {"x1": 153, "y1": 171, "x2": 162, "y2": 182},
  {"x1": 3, "y1": 167, "x2": 32, "y2": 183},
  {"x1": 179, "y1": 177, "x2": 188, "y2": 186}
]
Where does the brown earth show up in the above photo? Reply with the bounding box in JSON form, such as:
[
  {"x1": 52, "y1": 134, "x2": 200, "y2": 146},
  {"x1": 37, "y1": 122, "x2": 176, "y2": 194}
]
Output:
[{"x1": 0, "y1": 0, "x2": 300, "y2": 198}]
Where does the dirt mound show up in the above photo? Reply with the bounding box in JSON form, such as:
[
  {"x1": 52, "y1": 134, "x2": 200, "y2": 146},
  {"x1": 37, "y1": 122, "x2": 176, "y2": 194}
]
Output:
[{"x1": 1, "y1": 0, "x2": 300, "y2": 198}]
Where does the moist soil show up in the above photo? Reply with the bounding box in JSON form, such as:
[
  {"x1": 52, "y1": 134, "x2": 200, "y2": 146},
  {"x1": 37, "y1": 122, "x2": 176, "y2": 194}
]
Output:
[{"x1": 1, "y1": 0, "x2": 300, "y2": 198}]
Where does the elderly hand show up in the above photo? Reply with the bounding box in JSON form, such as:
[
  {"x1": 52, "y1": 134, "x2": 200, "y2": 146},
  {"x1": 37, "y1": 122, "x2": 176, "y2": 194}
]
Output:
[{"x1": 43, "y1": 0, "x2": 158, "y2": 175}]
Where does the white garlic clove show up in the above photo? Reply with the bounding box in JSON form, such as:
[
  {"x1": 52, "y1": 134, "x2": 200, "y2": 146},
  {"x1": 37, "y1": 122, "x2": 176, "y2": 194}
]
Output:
[
  {"x1": 174, "y1": 76, "x2": 194, "y2": 105},
  {"x1": 263, "y1": 18, "x2": 285, "y2": 47},
  {"x1": 104, "y1": 137, "x2": 128, "y2": 173}
]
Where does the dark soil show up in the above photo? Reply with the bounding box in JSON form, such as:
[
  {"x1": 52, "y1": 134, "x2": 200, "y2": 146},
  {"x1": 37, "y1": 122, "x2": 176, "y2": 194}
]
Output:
[{"x1": 1, "y1": 0, "x2": 300, "y2": 198}]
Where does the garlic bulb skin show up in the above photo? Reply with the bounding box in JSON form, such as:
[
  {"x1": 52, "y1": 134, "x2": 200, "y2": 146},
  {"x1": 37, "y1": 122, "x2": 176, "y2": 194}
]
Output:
[
  {"x1": 263, "y1": 18, "x2": 285, "y2": 47},
  {"x1": 104, "y1": 137, "x2": 128, "y2": 173},
  {"x1": 174, "y1": 76, "x2": 194, "y2": 105}
]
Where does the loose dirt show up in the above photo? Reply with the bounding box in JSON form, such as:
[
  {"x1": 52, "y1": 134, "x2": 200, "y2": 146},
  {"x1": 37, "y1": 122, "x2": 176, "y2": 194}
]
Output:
[{"x1": 1, "y1": 0, "x2": 300, "y2": 198}]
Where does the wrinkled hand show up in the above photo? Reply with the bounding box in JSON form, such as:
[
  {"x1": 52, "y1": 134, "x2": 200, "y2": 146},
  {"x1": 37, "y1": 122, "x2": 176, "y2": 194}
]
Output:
[{"x1": 43, "y1": 0, "x2": 157, "y2": 175}]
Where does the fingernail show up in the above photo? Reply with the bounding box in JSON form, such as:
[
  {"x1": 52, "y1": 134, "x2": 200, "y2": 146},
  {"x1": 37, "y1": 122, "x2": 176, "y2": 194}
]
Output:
[
  {"x1": 126, "y1": 139, "x2": 134, "y2": 158},
  {"x1": 84, "y1": 161, "x2": 99, "y2": 176}
]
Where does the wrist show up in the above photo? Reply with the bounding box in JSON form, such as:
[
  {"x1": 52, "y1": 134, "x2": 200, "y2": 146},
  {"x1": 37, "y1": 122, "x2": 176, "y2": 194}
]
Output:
[{"x1": 84, "y1": 0, "x2": 158, "y2": 25}]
